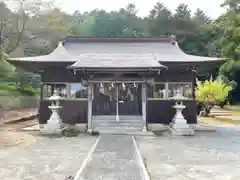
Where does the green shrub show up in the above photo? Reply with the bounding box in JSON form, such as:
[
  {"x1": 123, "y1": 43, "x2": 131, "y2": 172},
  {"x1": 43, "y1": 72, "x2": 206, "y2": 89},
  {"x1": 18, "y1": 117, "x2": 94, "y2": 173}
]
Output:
[
  {"x1": 90, "y1": 131, "x2": 100, "y2": 136},
  {"x1": 195, "y1": 76, "x2": 234, "y2": 116},
  {"x1": 61, "y1": 126, "x2": 80, "y2": 137},
  {"x1": 0, "y1": 84, "x2": 40, "y2": 97}
]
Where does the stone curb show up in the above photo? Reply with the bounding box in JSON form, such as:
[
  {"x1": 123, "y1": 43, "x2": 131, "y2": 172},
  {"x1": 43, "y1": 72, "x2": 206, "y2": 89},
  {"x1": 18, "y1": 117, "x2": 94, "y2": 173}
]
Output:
[
  {"x1": 3, "y1": 113, "x2": 39, "y2": 125},
  {"x1": 193, "y1": 124, "x2": 216, "y2": 132}
]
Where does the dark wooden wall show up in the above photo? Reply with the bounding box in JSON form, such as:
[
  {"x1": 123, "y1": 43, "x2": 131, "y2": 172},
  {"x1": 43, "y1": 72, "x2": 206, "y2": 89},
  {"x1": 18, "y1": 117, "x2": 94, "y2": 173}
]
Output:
[
  {"x1": 147, "y1": 100, "x2": 197, "y2": 124},
  {"x1": 39, "y1": 68, "x2": 197, "y2": 126},
  {"x1": 39, "y1": 100, "x2": 88, "y2": 124},
  {"x1": 147, "y1": 70, "x2": 197, "y2": 125},
  {"x1": 41, "y1": 67, "x2": 82, "y2": 82},
  {"x1": 155, "y1": 70, "x2": 195, "y2": 82},
  {"x1": 38, "y1": 99, "x2": 197, "y2": 125}
]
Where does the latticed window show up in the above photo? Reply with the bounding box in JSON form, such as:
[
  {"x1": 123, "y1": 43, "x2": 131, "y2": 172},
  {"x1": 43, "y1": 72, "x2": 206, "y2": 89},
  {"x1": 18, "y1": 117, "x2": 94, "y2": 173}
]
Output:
[
  {"x1": 42, "y1": 83, "x2": 88, "y2": 99},
  {"x1": 147, "y1": 82, "x2": 193, "y2": 99},
  {"x1": 70, "y1": 83, "x2": 88, "y2": 99},
  {"x1": 42, "y1": 84, "x2": 67, "y2": 99},
  {"x1": 168, "y1": 83, "x2": 192, "y2": 98},
  {"x1": 147, "y1": 83, "x2": 166, "y2": 99}
]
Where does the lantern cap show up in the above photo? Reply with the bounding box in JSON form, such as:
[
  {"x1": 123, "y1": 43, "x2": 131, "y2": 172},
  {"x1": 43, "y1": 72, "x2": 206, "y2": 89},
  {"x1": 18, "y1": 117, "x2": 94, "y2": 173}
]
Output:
[
  {"x1": 171, "y1": 89, "x2": 186, "y2": 100},
  {"x1": 48, "y1": 90, "x2": 62, "y2": 101}
]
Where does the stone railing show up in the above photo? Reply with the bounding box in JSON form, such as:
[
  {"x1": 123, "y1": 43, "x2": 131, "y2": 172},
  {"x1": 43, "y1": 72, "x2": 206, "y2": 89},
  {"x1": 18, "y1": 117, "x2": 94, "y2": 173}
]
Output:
[{"x1": 0, "y1": 96, "x2": 40, "y2": 110}]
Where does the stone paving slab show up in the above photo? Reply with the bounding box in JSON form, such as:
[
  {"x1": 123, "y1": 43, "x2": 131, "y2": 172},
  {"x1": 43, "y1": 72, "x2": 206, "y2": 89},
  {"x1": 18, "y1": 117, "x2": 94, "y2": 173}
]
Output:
[
  {"x1": 136, "y1": 127, "x2": 240, "y2": 180},
  {"x1": 77, "y1": 135, "x2": 144, "y2": 180},
  {"x1": 0, "y1": 134, "x2": 98, "y2": 180}
]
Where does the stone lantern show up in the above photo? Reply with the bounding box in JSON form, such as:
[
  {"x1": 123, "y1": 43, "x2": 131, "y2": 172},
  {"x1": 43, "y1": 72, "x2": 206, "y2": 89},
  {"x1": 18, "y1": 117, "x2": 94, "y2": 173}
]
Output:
[
  {"x1": 170, "y1": 89, "x2": 194, "y2": 136},
  {"x1": 40, "y1": 90, "x2": 63, "y2": 135}
]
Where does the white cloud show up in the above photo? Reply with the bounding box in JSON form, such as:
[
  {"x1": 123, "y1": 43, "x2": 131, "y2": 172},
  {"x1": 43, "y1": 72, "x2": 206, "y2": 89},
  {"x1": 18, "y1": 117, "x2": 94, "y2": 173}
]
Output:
[{"x1": 55, "y1": 0, "x2": 226, "y2": 19}]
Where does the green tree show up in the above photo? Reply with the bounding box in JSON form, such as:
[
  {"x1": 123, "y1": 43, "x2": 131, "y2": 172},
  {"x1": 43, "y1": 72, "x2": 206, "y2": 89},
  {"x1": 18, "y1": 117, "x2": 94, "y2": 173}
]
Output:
[
  {"x1": 148, "y1": 3, "x2": 173, "y2": 35},
  {"x1": 219, "y1": 1, "x2": 240, "y2": 60},
  {"x1": 172, "y1": 3, "x2": 196, "y2": 36},
  {"x1": 0, "y1": 0, "x2": 54, "y2": 58},
  {"x1": 9, "y1": 68, "x2": 40, "y2": 90},
  {"x1": 70, "y1": 12, "x2": 95, "y2": 36},
  {"x1": 218, "y1": 0, "x2": 240, "y2": 101},
  {"x1": 193, "y1": 8, "x2": 211, "y2": 26}
]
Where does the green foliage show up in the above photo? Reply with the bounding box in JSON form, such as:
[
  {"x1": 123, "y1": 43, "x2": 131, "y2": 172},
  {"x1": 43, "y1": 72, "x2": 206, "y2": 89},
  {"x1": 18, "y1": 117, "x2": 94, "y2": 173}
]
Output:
[
  {"x1": 0, "y1": 83, "x2": 40, "y2": 96},
  {"x1": 196, "y1": 76, "x2": 233, "y2": 103},
  {"x1": 0, "y1": 60, "x2": 14, "y2": 79},
  {"x1": 195, "y1": 76, "x2": 234, "y2": 116},
  {"x1": 61, "y1": 126, "x2": 80, "y2": 137},
  {"x1": 90, "y1": 131, "x2": 100, "y2": 136},
  {"x1": 219, "y1": 0, "x2": 240, "y2": 62},
  {"x1": 0, "y1": 84, "x2": 22, "y2": 96}
]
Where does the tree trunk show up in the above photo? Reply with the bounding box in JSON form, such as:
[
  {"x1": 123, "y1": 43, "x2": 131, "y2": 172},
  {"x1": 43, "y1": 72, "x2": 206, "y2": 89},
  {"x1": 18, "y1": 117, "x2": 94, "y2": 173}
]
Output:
[{"x1": 200, "y1": 103, "x2": 213, "y2": 117}]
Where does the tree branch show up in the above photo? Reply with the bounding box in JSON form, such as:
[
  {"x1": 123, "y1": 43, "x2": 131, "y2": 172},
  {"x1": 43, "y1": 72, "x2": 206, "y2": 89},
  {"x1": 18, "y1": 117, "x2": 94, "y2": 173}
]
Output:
[{"x1": 6, "y1": 13, "x2": 27, "y2": 54}]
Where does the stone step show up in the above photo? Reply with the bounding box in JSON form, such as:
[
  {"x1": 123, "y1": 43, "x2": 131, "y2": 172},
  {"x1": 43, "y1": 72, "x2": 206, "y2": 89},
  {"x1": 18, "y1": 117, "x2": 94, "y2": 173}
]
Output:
[
  {"x1": 97, "y1": 130, "x2": 143, "y2": 134},
  {"x1": 93, "y1": 121, "x2": 143, "y2": 123},
  {"x1": 92, "y1": 119, "x2": 143, "y2": 122},
  {"x1": 92, "y1": 116, "x2": 142, "y2": 121},
  {"x1": 92, "y1": 121, "x2": 143, "y2": 125},
  {"x1": 92, "y1": 118, "x2": 142, "y2": 121},
  {"x1": 92, "y1": 123, "x2": 143, "y2": 127},
  {"x1": 92, "y1": 122, "x2": 143, "y2": 125},
  {"x1": 93, "y1": 126, "x2": 142, "y2": 133},
  {"x1": 92, "y1": 125, "x2": 143, "y2": 129}
]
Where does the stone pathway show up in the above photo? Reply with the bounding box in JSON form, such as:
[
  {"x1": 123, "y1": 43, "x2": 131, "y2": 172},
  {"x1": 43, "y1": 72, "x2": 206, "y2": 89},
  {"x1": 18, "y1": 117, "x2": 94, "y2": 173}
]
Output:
[{"x1": 77, "y1": 135, "x2": 146, "y2": 180}]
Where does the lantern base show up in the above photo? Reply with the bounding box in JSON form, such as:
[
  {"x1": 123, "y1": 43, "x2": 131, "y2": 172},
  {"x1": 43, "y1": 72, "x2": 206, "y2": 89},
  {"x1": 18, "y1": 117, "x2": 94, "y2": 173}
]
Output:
[
  {"x1": 40, "y1": 109, "x2": 62, "y2": 135},
  {"x1": 169, "y1": 126, "x2": 195, "y2": 136},
  {"x1": 169, "y1": 118, "x2": 195, "y2": 136}
]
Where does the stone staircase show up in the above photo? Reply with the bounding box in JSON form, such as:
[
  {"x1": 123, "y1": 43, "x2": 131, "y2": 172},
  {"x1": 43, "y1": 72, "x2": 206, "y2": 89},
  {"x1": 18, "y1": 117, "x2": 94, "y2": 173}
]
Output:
[{"x1": 92, "y1": 115, "x2": 143, "y2": 134}]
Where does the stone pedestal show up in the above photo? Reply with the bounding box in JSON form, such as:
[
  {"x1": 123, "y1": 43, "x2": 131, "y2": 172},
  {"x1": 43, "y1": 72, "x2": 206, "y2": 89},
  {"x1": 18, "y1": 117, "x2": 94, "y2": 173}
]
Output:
[
  {"x1": 40, "y1": 90, "x2": 63, "y2": 135},
  {"x1": 40, "y1": 106, "x2": 62, "y2": 135},
  {"x1": 169, "y1": 90, "x2": 195, "y2": 136}
]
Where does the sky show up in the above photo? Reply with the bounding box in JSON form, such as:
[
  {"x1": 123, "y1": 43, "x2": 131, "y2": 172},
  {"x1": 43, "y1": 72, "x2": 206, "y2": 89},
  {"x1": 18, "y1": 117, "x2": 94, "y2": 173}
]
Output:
[{"x1": 55, "y1": 0, "x2": 226, "y2": 19}]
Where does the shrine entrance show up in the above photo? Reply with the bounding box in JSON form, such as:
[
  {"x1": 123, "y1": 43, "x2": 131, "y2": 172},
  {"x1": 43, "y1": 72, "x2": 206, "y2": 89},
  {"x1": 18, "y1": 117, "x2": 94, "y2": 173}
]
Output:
[{"x1": 92, "y1": 82, "x2": 142, "y2": 118}]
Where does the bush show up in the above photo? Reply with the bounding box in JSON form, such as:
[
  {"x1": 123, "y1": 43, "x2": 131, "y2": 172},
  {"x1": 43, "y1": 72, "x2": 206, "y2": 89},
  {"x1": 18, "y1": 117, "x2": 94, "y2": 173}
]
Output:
[
  {"x1": 0, "y1": 84, "x2": 40, "y2": 97},
  {"x1": 61, "y1": 126, "x2": 80, "y2": 137},
  {"x1": 195, "y1": 76, "x2": 234, "y2": 116}
]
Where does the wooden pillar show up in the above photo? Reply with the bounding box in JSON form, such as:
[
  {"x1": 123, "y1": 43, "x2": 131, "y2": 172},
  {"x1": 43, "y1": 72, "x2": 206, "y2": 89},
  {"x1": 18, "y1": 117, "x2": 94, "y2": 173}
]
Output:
[
  {"x1": 192, "y1": 68, "x2": 197, "y2": 100},
  {"x1": 39, "y1": 72, "x2": 44, "y2": 100},
  {"x1": 66, "y1": 83, "x2": 71, "y2": 99},
  {"x1": 87, "y1": 83, "x2": 93, "y2": 133},
  {"x1": 142, "y1": 83, "x2": 147, "y2": 132},
  {"x1": 40, "y1": 83, "x2": 44, "y2": 100}
]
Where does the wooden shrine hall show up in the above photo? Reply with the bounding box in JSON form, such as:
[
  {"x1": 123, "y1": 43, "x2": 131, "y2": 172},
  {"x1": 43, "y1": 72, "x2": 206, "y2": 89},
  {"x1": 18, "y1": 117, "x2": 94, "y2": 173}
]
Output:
[{"x1": 7, "y1": 35, "x2": 223, "y2": 132}]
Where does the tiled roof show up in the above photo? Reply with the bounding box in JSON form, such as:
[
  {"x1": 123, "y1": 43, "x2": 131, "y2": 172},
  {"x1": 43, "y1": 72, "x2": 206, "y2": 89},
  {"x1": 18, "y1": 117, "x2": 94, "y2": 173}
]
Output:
[
  {"x1": 8, "y1": 42, "x2": 75, "y2": 62},
  {"x1": 64, "y1": 41, "x2": 224, "y2": 62},
  {"x1": 8, "y1": 36, "x2": 224, "y2": 69},
  {"x1": 69, "y1": 53, "x2": 164, "y2": 68}
]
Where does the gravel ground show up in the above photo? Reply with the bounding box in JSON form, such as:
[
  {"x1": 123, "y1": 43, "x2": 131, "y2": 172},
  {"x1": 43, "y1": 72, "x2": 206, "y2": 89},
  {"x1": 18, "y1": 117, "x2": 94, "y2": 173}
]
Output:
[
  {"x1": 0, "y1": 134, "x2": 97, "y2": 180},
  {"x1": 1, "y1": 108, "x2": 37, "y2": 123},
  {"x1": 136, "y1": 126, "x2": 240, "y2": 180},
  {"x1": 0, "y1": 131, "x2": 36, "y2": 149}
]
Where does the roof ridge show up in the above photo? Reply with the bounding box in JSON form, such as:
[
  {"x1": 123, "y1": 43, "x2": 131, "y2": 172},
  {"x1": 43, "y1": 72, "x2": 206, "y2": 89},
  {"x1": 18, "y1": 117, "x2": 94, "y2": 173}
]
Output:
[{"x1": 63, "y1": 36, "x2": 172, "y2": 43}]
